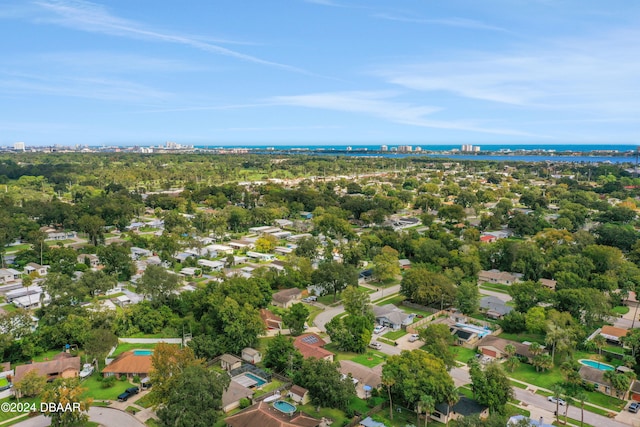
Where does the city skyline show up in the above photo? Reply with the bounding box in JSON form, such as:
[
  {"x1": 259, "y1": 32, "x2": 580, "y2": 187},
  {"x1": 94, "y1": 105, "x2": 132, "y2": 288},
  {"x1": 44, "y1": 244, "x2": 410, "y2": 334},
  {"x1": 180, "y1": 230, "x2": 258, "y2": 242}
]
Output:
[{"x1": 1, "y1": 0, "x2": 639, "y2": 146}]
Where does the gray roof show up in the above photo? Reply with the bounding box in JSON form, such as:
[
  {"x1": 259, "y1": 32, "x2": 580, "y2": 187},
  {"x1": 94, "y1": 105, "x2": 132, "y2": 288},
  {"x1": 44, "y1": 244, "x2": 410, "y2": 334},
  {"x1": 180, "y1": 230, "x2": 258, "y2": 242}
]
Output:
[
  {"x1": 435, "y1": 395, "x2": 487, "y2": 416},
  {"x1": 372, "y1": 304, "x2": 410, "y2": 326},
  {"x1": 480, "y1": 296, "x2": 513, "y2": 316}
]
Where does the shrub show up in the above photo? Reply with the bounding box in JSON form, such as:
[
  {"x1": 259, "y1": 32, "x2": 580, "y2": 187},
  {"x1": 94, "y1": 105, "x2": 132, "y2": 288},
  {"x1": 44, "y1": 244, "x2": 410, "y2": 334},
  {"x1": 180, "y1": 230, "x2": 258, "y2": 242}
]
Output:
[
  {"x1": 239, "y1": 398, "x2": 250, "y2": 409},
  {"x1": 132, "y1": 375, "x2": 140, "y2": 384},
  {"x1": 101, "y1": 376, "x2": 116, "y2": 389},
  {"x1": 119, "y1": 375, "x2": 127, "y2": 381}
]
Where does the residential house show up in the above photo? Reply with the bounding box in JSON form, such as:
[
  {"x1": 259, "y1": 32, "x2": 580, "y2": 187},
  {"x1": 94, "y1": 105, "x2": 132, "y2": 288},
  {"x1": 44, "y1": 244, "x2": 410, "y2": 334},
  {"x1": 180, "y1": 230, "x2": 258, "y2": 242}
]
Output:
[
  {"x1": 5, "y1": 286, "x2": 43, "y2": 303},
  {"x1": 272, "y1": 288, "x2": 302, "y2": 309},
  {"x1": 477, "y1": 336, "x2": 538, "y2": 362},
  {"x1": 179, "y1": 267, "x2": 199, "y2": 277},
  {"x1": 398, "y1": 259, "x2": 411, "y2": 269},
  {"x1": 539, "y1": 278, "x2": 557, "y2": 290},
  {"x1": 479, "y1": 296, "x2": 513, "y2": 320},
  {"x1": 294, "y1": 334, "x2": 334, "y2": 361},
  {"x1": 600, "y1": 325, "x2": 628, "y2": 344},
  {"x1": 372, "y1": 304, "x2": 412, "y2": 331},
  {"x1": 130, "y1": 247, "x2": 153, "y2": 260},
  {"x1": 629, "y1": 380, "x2": 640, "y2": 402},
  {"x1": 77, "y1": 254, "x2": 100, "y2": 268},
  {"x1": 24, "y1": 263, "x2": 49, "y2": 276},
  {"x1": 220, "y1": 354, "x2": 243, "y2": 372},
  {"x1": 102, "y1": 351, "x2": 152, "y2": 380},
  {"x1": 241, "y1": 348, "x2": 262, "y2": 364},
  {"x1": 479, "y1": 234, "x2": 497, "y2": 243},
  {"x1": 288, "y1": 385, "x2": 310, "y2": 405},
  {"x1": 246, "y1": 251, "x2": 276, "y2": 262},
  {"x1": 197, "y1": 259, "x2": 225, "y2": 271},
  {"x1": 13, "y1": 292, "x2": 49, "y2": 309},
  {"x1": 579, "y1": 365, "x2": 631, "y2": 399},
  {"x1": 274, "y1": 219, "x2": 294, "y2": 228},
  {"x1": 274, "y1": 246, "x2": 294, "y2": 256},
  {"x1": 260, "y1": 309, "x2": 283, "y2": 330},
  {"x1": 222, "y1": 381, "x2": 254, "y2": 413},
  {"x1": 477, "y1": 269, "x2": 522, "y2": 285},
  {"x1": 299, "y1": 212, "x2": 313, "y2": 220},
  {"x1": 359, "y1": 269, "x2": 374, "y2": 282},
  {"x1": 431, "y1": 396, "x2": 489, "y2": 425},
  {"x1": 14, "y1": 353, "x2": 80, "y2": 392},
  {"x1": 287, "y1": 233, "x2": 312, "y2": 242},
  {"x1": 42, "y1": 228, "x2": 77, "y2": 241},
  {"x1": 339, "y1": 360, "x2": 382, "y2": 399},
  {"x1": 269, "y1": 260, "x2": 287, "y2": 272},
  {"x1": 0, "y1": 268, "x2": 21, "y2": 284},
  {"x1": 205, "y1": 244, "x2": 234, "y2": 255},
  {"x1": 229, "y1": 240, "x2": 255, "y2": 250},
  {"x1": 225, "y1": 401, "x2": 320, "y2": 427}
]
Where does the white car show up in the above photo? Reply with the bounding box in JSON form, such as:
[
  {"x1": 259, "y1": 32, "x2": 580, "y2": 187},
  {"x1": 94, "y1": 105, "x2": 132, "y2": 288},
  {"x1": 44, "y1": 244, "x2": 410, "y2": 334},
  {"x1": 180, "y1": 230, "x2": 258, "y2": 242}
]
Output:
[
  {"x1": 548, "y1": 396, "x2": 566, "y2": 406},
  {"x1": 408, "y1": 334, "x2": 420, "y2": 343},
  {"x1": 369, "y1": 341, "x2": 382, "y2": 350},
  {"x1": 373, "y1": 325, "x2": 386, "y2": 334}
]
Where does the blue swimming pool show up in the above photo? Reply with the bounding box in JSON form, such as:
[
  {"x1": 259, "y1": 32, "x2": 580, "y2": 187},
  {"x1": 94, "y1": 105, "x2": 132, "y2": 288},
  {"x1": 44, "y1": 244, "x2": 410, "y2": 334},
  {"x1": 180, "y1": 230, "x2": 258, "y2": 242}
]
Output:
[
  {"x1": 273, "y1": 400, "x2": 297, "y2": 414},
  {"x1": 579, "y1": 359, "x2": 614, "y2": 371},
  {"x1": 134, "y1": 350, "x2": 153, "y2": 356},
  {"x1": 245, "y1": 373, "x2": 267, "y2": 387}
]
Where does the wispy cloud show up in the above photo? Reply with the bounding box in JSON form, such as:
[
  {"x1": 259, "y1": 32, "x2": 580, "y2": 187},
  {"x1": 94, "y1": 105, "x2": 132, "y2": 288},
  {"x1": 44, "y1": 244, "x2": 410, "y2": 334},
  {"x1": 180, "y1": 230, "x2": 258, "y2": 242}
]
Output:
[
  {"x1": 374, "y1": 13, "x2": 509, "y2": 32},
  {"x1": 30, "y1": 0, "x2": 308, "y2": 73},
  {"x1": 210, "y1": 125, "x2": 343, "y2": 132},
  {"x1": 374, "y1": 28, "x2": 640, "y2": 115},
  {"x1": 304, "y1": 0, "x2": 346, "y2": 7},
  {"x1": 270, "y1": 91, "x2": 535, "y2": 136}
]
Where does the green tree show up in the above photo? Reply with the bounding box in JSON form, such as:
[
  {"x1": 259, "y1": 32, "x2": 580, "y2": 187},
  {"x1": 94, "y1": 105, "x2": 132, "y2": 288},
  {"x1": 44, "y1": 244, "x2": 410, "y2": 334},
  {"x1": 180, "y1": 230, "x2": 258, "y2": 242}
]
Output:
[
  {"x1": 469, "y1": 361, "x2": 514, "y2": 415},
  {"x1": 342, "y1": 285, "x2": 374, "y2": 322},
  {"x1": 255, "y1": 234, "x2": 278, "y2": 253},
  {"x1": 417, "y1": 394, "x2": 435, "y2": 427},
  {"x1": 382, "y1": 350, "x2": 454, "y2": 410},
  {"x1": 294, "y1": 236, "x2": 319, "y2": 259},
  {"x1": 84, "y1": 329, "x2": 118, "y2": 362},
  {"x1": 96, "y1": 243, "x2": 134, "y2": 281},
  {"x1": 455, "y1": 280, "x2": 480, "y2": 315},
  {"x1": 593, "y1": 334, "x2": 606, "y2": 356},
  {"x1": 311, "y1": 260, "x2": 358, "y2": 302},
  {"x1": 293, "y1": 358, "x2": 356, "y2": 410},
  {"x1": 373, "y1": 246, "x2": 400, "y2": 282},
  {"x1": 137, "y1": 264, "x2": 181, "y2": 306},
  {"x1": 150, "y1": 343, "x2": 201, "y2": 406},
  {"x1": 77, "y1": 214, "x2": 105, "y2": 246},
  {"x1": 14, "y1": 370, "x2": 46, "y2": 398},
  {"x1": 326, "y1": 314, "x2": 373, "y2": 353},
  {"x1": 621, "y1": 328, "x2": 640, "y2": 358},
  {"x1": 78, "y1": 269, "x2": 117, "y2": 297},
  {"x1": 263, "y1": 333, "x2": 303, "y2": 375},
  {"x1": 401, "y1": 266, "x2": 456, "y2": 308},
  {"x1": 525, "y1": 306, "x2": 546, "y2": 334},
  {"x1": 418, "y1": 324, "x2": 456, "y2": 370},
  {"x1": 41, "y1": 378, "x2": 92, "y2": 427},
  {"x1": 217, "y1": 297, "x2": 265, "y2": 354},
  {"x1": 551, "y1": 384, "x2": 564, "y2": 424},
  {"x1": 157, "y1": 364, "x2": 229, "y2": 427},
  {"x1": 283, "y1": 303, "x2": 309, "y2": 336}
]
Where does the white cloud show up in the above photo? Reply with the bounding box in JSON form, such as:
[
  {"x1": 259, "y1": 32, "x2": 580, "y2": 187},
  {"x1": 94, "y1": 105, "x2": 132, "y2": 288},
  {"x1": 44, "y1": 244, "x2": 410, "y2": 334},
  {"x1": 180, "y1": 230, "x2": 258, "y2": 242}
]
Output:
[
  {"x1": 374, "y1": 13, "x2": 509, "y2": 32},
  {"x1": 31, "y1": 0, "x2": 308, "y2": 73},
  {"x1": 270, "y1": 91, "x2": 535, "y2": 136}
]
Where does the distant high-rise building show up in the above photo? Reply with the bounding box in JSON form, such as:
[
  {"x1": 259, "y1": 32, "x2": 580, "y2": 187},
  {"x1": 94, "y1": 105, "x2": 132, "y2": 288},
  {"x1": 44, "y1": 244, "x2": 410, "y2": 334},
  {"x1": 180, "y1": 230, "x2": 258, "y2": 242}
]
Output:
[
  {"x1": 461, "y1": 144, "x2": 473, "y2": 152},
  {"x1": 380, "y1": 145, "x2": 388, "y2": 152},
  {"x1": 14, "y1": 142, "x2": 25, "y2": 151},
  {"x1": 414, "y1": 146, "x2": 422, "y2": 152},
  {"x1": 397, "y1": 145, "x2": 412, "y2": 152},
  {"x1": 473, "y1": 146, "x2": 480, "y2": 152}
]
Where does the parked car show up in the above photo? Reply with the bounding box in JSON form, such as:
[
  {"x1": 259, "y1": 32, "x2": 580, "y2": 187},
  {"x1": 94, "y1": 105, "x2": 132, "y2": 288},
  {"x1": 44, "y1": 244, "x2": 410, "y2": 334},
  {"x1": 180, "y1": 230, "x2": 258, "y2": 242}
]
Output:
[
  {"x1": 373, "y1": 325, "x2": 386, "y2": 334},
  {"x1": 369, "y1": 341, "x2": 382, "y2": 350},
  {"x1": 629, "y1": 402, "x2": 640, "y2": 413},
  {"x1": 408, "y1": 334, "x2": 420, "y2": 343},
  {"x1": 547, "y1": 396, "x2": 566, "y2": 406},
  {"x1": 302, "y1": 296, "x2": 317, "y2": 302},
  {"x1": 118, "y1": 386, "x2": 140, "y2": 402}
]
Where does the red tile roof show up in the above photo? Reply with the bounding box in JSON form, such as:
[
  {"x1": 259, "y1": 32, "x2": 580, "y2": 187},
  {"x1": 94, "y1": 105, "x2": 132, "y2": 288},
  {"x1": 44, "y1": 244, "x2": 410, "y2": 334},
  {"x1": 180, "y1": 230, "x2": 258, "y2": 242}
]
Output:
[
  {"x1": 225, "y1": 401, "x2": 320, "y2": 427},
  {"x1": 102, "y1": 351, "x2": 152, "y2": 376}
]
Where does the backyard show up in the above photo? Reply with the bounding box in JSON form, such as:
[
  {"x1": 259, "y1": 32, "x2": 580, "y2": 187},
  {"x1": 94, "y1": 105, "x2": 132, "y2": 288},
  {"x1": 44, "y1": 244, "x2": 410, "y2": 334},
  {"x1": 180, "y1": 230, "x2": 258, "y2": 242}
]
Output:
[{"x1": 81, "y1": 373, "x2": 137, "y2": 401}]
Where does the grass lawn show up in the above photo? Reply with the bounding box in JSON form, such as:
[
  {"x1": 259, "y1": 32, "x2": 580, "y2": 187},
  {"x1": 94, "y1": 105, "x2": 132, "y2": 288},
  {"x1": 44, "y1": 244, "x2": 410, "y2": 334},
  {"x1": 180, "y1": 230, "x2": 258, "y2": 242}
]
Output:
[
  {"x1": 509, "y1": 364, "x2": 564, "y2": 390},
  {"x1": 451, "y1": 346, "x2": 478, "y2": 363},
  {"x1": 1, "y1": 304, "x2": 17, "y2": 312},
  {"x1": 479, "y1": 282, "x2": 511, "y2": 293},
  {"x1": 352, "y1": 351, "x2": 387, "y2": 368},
  {"x1": 110, "y1": 343, "x2": 160, "y2": 357},
  {"x1": 582, "y1": 389, "x2": 626, "y2": 412},
  {"x1": 126, "y1": 332, "x2": 179, "y2": 339},
  {"x1": 499, "y1": 331, "x2": 546, "y2": 345},
  {"x1": 510, "y1": 380, "x2": 528, "y2": 389},
  {"x1": 612, "y1": 306, "x2": 630, "y2": 315},
  {"x1": 146, "y1": 419, "x2": 160, "y2": 427},
  {"x1": 31, "y1": 349, "x2": 66, "y2": 363},
  {"x1": 81, "y1": 373, "x2": 135, "y2": 401},
  {"x1": 135, "y1": 392, "x2": 155, "y2": 408},
  {"x1": 46, "y1": 239, "x2": 76, "y2": 246},
  {"x1": 6, "y1": 243, "x2": 31, "y2": 253},
  {"x1": 375, "y1": 295, "x2": 404, "y2": 306},
  {"x1": 383, "y1": 330, "x2": 407, "y2": 340},
  {"x1": 317, "y1": 294, "x2": 341, "y2": 306},
  {"x1": 254, "y1": 379, "x2": 285, "y2": 398},
  {"x1": 305, "y1": 305, "x2": 324, "y2": 325},
  {"x1": 298, "y1": 403, "x2": 348, "y2": 426}
]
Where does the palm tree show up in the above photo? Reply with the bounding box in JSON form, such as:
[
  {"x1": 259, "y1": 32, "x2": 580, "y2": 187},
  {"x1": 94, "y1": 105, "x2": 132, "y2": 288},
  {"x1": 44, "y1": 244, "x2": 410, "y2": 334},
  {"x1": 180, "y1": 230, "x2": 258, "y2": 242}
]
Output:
[
  {"x1": 551, "y1": 384, "x2": 565, "y2": 424},
  {"x1": 504, "y1": 344, "x2": 516, "y2": 358},
  {"x1": 593, "y1": 334, "x2": 606, "y2": 356},
  {"x1": 445, "y1": 386, "x2": 460, "y2": 427},
  {"x1": 417, "y1": 394, "x2": 435, "y2": 427},
  {"x1": 575, "y1": 390, "x2": 587, "y2": 427},
  {"x1": 381, "y1": 372, "x2": 395, "y2": 421}
]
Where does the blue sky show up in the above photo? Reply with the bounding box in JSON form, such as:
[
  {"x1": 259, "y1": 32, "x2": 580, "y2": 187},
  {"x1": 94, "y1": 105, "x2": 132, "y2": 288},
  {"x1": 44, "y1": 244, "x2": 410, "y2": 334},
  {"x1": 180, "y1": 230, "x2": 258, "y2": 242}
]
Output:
[{"x1": 1, "y1": 0, "x2": 639, "y2": 146}]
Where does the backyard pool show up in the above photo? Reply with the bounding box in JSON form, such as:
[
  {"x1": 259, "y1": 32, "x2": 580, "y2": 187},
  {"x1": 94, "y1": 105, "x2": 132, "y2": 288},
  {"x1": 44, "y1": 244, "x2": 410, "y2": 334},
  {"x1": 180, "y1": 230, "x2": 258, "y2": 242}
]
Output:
[
  {"x1": 232, "y1": 373, "x2": 267, "y2": 388},
  {"x1": 133, "y1": 350, "x2": 153, "y2": 356},
  {"x1": 273, "y1": 400, "x2": 297, "y2": 415},
  {"x1": 579, "y1": 359, "x2": 614, "y2": 371}
]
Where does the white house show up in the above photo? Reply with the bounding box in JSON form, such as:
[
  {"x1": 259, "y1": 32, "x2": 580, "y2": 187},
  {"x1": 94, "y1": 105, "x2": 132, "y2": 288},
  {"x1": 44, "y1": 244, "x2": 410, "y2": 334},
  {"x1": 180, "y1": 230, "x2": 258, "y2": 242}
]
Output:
[
  {"x1": 24, "y1": 263, "x2": 49, "y2": 276},
  {"x1": 246, "y1": 251, "x2": 275, "y2": 261},
  {"x1": 197, "y1": 259, "x2": 225, "y2": 271},
  {"x1": 0, "y1": 269, "x2": 21, "y2": 284}
]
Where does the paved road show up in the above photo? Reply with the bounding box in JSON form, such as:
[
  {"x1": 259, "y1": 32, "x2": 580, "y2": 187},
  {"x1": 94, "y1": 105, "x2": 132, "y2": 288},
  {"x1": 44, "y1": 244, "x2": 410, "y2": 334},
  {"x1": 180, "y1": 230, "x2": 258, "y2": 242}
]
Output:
[
  {"x1": 447, "y1": 366, "x2": 631, "y2": 427},
  {"x1": 478, "y1": 287, "x2": 512, "y2": 302},
  {"x1": 313, "y1": 285, "x2": 401, "y2": 331},
  {"x1": 14, "y1": 407, "x2": 145, "y2": 427}
]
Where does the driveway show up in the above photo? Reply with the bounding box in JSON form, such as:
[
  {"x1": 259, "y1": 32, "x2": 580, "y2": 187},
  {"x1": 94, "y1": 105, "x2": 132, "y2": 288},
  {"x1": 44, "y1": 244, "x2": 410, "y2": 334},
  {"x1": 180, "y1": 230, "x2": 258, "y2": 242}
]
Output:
[{"x1": 14, "y1": 407, "x2": 145, "y2": 427}]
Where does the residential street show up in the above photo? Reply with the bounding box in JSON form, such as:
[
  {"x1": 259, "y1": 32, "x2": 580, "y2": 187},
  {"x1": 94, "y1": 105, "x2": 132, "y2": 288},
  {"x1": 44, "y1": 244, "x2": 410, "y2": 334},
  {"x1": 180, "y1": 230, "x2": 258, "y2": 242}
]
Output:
[{"x1": 14, "y1": 407, "x2": 145, "y2": 427}]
